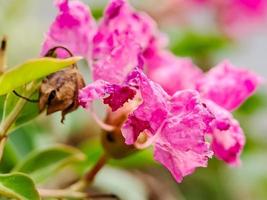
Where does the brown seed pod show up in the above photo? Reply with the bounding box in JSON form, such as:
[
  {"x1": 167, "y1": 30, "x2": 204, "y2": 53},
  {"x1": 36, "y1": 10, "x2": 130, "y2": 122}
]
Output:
[
  {"x1": 39, "y1": 65, "x2": 85, "y2": 123},
  {"x1": 39, "y1": 46, "x2": 85, "y2": 123},
  {"x1": 39, "y1": 66, "x2": 85, "y2": 123}
]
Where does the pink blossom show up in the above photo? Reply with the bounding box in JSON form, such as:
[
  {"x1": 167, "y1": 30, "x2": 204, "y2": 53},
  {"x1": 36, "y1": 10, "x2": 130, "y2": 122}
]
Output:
[
  {"x1": 145, "y1": 51, "x2": 202, "y2": 95},
  {"x1": 153, "y1": 91, "x2": 214, "y2": 182},
  {"x1": 206, "y1": 100, "x2": 245, "y2": 166},
  {"x1": 147, "y1": 57, "x2": 260, "y2": 165},
  {"x1": 41, "y1": 0, "x2": 96, "y2": 58},
  {"x1": 195, "y1": 61, "x2": 260, "y2": 164},
  {"x1": 43, "y1": 0, "x2": 261, "y2": 182},
  {"x1": 79, "y1": 68, "x2": 214, "y2": 183},
  {"x1": 196, "y1": 60, "x2": 261, "y2": 111},
  {"x1": 92, "y1": 0, "x2": 167, "y2": 84},
  {"x1": 78, "y1": 79, "x2": 136, "y2": 111}
]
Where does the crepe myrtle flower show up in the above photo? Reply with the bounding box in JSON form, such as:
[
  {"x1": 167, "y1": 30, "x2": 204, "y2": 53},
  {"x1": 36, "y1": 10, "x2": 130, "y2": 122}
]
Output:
[
  {"x1": 79, "y1": 68, "x2": 214, "y2": 183},
  {"x1": 42, "y1": 0, "x2": 168, "y2": 84},
  {"x1": 92, "y1": 0, "x2": 168, "y2": 84},
  {"x1": 41, "y1": 0, "x2": 96, "y2": 58},
  {"x1": 42, "y1": 0, "x2": 262, "y2": 182},
  {"x1": 148, "y1": 53, "x2": 261, "y2": 165}
]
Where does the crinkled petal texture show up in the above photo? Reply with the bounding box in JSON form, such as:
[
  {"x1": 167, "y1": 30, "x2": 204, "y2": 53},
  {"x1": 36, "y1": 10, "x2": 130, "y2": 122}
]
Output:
[
  {"x1": 153, "y1": 90, "x2": 214, "y2": 183},
  {"x1": 196, "y1": 60, "x2": 261, "y2": 111},
  {"x1": 92, "y1": 0, "x2": 167, "y2": 84},
  {"x1": 92, "y1": 31, "x2": 142, "y2": 84},
  {"x1": 146, "y1": 51, "x2": 203, "y2": 95},
  {"x1": 79, "y1": 68, "x2": 214, "y2": 182},
  {"x1": 121, "y1": 69, "x2": 169, "y2": 144},
  {"x1": 78, "y1": 79, "x2": 136, "y2": 111},
  {"x1": 206, "y1": 100, "x2": 245, "y2": 166},
  {"x1": 121, "y1": 70, "x2": 214, "y2": 182},
  {"x1": 41, "y1": 0, "x2": 96, "y2": 58},
  {"x1": 154, "y1": 143, "x2": 211, "y2": 183}
]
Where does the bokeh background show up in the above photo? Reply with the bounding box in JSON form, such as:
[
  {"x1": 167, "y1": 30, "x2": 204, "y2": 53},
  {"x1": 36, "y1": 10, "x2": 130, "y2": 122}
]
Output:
[{"x1": 0, "y1": 0, "x2": 267, "y2": 199}]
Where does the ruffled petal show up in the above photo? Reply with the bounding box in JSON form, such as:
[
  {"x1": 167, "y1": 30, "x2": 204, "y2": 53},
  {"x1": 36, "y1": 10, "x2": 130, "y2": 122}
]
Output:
[
  {"x1": 146, "y1": 51, "x2": 203, "y2": 95},
  {"x1": 151, "y1": 90, "x2": 213, "y2": 182},
  {"x1": 41, "y1": 0, "x2": 96, "y2": 58},
  {"x1": 78, "y1": 80, "x2": 136, "y2": 111},
  {"x1": 196, "y1": 60, "x2": 261, "y2": 111},
  {"x1": 92, "y1": 0, "x2": 166, "y2": 84},
  {"x1": 154, "y1": 142, "x2": 211, "y2": 183},
  {"x1": 92, "y1": 31, "x2": 142, "y2": 84},
  {"x1": 167, "y1": 90, "x2": 215, "y2": 151},
  {"x1": 122, "y1": 69, "x2": 169, "y2": 144},
  {"x1": 206, "y1": 100, "x2": 245, "y2": 166}
]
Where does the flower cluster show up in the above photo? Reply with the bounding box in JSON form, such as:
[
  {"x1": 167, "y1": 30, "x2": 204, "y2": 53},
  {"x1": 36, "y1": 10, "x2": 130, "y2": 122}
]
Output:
[{"x1": 42, "y1": 0, "x2": 261, "y2": 183}]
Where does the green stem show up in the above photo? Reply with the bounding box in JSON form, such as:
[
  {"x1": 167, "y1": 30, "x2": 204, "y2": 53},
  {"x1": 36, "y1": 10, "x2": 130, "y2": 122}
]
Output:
[
  {"x1": 0, "y1": 97, "x2": 27, "y2": 136},
  {"x1": 0, "y1": 137, "x2": 7, "y2": 161},
  {"x1": 0, "y1": 82, "x2": 39, "y2": 161},
  {"x1": 70, "y1": 154, "x2": 109, "y2": 191}
]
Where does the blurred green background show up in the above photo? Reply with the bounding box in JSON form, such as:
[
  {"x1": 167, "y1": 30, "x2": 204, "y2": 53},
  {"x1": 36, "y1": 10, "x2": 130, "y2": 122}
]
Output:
[{"x1": 0, "y1": 0, "x2": 267, "y2": 199}]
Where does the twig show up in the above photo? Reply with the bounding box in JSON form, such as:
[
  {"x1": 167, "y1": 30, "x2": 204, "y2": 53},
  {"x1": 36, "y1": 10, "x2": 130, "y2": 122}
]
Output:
[
  {"x1": 38, "y1": 188, "x2": 120, "y2": 199},
  {"x1": 38, "y1": 188, "x2": 86, "y2": 199},
  {"x1": 70, "y1": 154, "x2": 109, "y2": 191},
  {"x1": 0, "y1": 36, "x2": 7, "y2": 74},
  {"x1": 84, "y1": 154, "x2": 108, "y2": 183}
]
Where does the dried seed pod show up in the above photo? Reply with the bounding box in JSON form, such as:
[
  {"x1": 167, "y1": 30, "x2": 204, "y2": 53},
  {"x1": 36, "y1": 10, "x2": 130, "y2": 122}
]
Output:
[{"x1": 39, "y1": 66, "x2": 85, "y2": 123}]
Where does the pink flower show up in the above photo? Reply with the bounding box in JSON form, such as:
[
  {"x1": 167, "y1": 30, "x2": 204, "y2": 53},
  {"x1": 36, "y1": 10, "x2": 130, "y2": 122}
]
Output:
[
  {"x1": 206, "y1": 100, "x2": 245, "y2": 166},
  {"x1": 78, "y1": 79, "x2": 136, "y2": 111},
  {"x1": 147, "y1": 56, "x2": 261, "y2": 165},
  {"x1": 195, "y1": 61, "x2": 261, "y2": 165},
  {"x1": 196, "y1": 60, "x2": 261, "y2": 111},
  {"x1": 41, "y1": 0, "x2": 96, "y2": 58},
  {"x1": 92, "y1": 0, "x2": 167, "y2": 84},
  {"x1": 79, "y1": 68, "x2": 214, "y2": 183},
  {"x1": 145, "y1": 51, "x2": 202, "y2": 95},
  {"x1": 43, "y1": 0, "x2": 261, "y2": 182}
]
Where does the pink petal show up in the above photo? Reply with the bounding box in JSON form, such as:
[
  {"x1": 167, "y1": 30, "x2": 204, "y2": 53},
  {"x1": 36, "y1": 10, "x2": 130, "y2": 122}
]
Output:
[
  {"x1": 167, "y1": 90, "x2": 215, "y2": 150},
  {"x1": 206, "y1": 100, "x2": 245, "y2": 166},
  {"x1": 92, "y1": 31, "x2": 142, "y2": 84},
  {"x1": 196, "y1": 60, "x2": 261, "y2": 111},
  {"x1": 41, "y1": 0, "x2": 96, "y2": 58},
  {"x1": 154, "y1": 143, "x2": 211, "y2": 183},
  {"x1": 122, "y1": 69, "x2": 169, "y2": 144},
  {"x1": 152, "y1": 90, "x2": 213, "y2": 182},
  {"x1": 78, "y1": 80, "x2": 136, "y2": 111},
  {"x1": 92, "y1": 0, "x2": 166, "y2": 84},
  {"x1": 146, "y1": 51, "x2": 203, "y2": 95}
]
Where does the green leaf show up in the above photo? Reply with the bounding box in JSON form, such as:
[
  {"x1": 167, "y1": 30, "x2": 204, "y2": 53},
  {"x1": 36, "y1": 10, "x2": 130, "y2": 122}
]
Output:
[
  {"x1": 13, "y1": 145, "x2": 86, "y2": 183},
  {"x1": 0, "y1": 173, "x2": 40, "y2": 200},
  {"x1": 0, "y1": 57, "x2": 82, "y2": 95},
  {"x1": 3, "y1": 88, "x2": 39, "y2": 129},
  {"x1": 236, "y1": 92, "x2": 267, "y2": 115},
  {"x1": 0, "y1": 95, "x2": 5, "y2": 121},
  {"x1": 171, "y1": 31, "x2": 228, "y2": 57}
]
